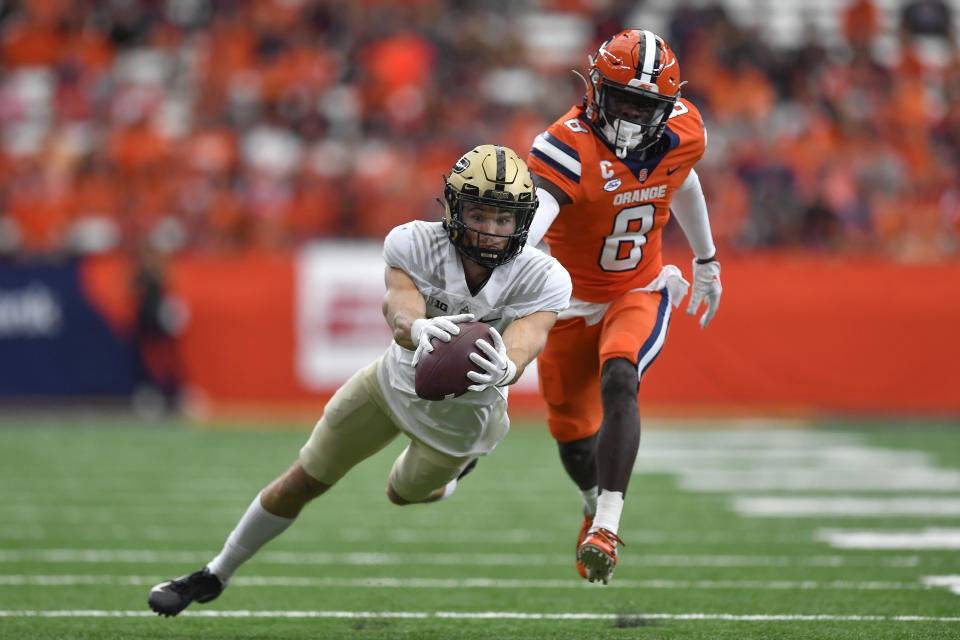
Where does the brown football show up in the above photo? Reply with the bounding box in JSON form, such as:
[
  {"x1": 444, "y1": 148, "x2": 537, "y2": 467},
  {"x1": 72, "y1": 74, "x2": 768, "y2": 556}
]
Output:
[{"x1": 414, "y1": 321, "x2": 492, "y2": 401}]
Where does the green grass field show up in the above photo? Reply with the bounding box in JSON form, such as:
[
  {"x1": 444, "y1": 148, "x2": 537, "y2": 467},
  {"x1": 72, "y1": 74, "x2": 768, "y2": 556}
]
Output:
[{"x1": 1, "y1": 416, "x2": 959, "y2": 639}]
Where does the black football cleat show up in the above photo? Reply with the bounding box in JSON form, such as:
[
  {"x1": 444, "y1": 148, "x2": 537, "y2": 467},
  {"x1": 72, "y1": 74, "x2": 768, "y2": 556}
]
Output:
[
  {"x1": 148, "y1": 568, "x2": 224, "y2": 617},
  {"x1": 457, "y1": 458, "x2": 478, "y2": 481}
]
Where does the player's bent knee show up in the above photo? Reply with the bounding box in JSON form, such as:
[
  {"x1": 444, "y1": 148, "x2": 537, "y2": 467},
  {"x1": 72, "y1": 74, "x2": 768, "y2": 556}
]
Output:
[
  {"x1": 601, "y1": 357, "x2": 639, "y2": 398},
  {"x1": 286, "y1": 462, "x2": 330, "y2": 497},
  {"x1": 261, "y1": 461, "x2": 332, "y2": 517},
  {"x1": 386, "y1": 481, "x2": 445, "y2": 506},
  {"x1": 558, "y1": 434, "x2": 597, "y2": 466},
  {"x1": 385, "y1": 483, "x2": 412, "y2": 506}
]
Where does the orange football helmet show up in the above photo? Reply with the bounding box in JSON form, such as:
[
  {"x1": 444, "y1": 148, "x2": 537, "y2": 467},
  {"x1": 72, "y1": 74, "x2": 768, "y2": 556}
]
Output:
[{"x1": 583, "y1": 29, "x2": 683, "y2": 158}]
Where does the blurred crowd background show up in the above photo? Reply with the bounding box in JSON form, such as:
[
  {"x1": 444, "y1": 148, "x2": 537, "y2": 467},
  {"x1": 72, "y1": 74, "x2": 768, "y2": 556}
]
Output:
[{"x1": 1, "y1": 0, "x2": 959, "y2": 261}]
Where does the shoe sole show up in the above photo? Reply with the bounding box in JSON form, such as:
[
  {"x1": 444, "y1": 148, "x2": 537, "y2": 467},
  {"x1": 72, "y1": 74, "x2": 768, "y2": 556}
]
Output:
[
  {"x1": 577, "y1": 544, "x2": 615, "y2": 584},
  {"x1": 147, "y1": 570, "x2": 223, "y2": 617},
  {"x1": 576, "y1": 560, "x2": 588, "y2": 579},
  {"x1": 148, "y1": 596, "x2": 182, "y2": 617}
]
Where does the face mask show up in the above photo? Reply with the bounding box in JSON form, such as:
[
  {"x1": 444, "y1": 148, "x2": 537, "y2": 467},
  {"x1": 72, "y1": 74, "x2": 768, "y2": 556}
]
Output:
[{"x1": 601, "y1": 118, "x2": 646, "y2": 159}]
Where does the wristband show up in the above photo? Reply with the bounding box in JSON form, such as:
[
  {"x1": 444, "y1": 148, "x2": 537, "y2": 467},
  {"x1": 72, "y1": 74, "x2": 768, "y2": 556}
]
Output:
[{"x1": 695, "y1": 254, "x2": 718, "y2": 265}]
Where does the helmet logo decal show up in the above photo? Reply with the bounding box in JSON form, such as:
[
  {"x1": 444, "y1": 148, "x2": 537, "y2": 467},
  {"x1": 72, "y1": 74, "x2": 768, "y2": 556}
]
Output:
[
  {"x1": 452, "y1": 156, "x2": 470, "y2": 173},
  {"x1": 596, "y1": 45, "x2": 622, "y2": 67}
]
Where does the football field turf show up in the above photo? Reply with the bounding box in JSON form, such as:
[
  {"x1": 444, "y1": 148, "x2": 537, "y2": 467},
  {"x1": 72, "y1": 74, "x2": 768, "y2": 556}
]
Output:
[{"x1": 1, "y1": 417, "x2": 959, "y2": 639}]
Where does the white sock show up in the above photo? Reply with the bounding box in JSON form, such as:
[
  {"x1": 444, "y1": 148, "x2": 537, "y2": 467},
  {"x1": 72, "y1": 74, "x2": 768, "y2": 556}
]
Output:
[
  {"x1": 206, "y1": 491, "x2": 294, "y2": 583},
  {"x1": 581, "y1": 486, "x2": 598, "y2": 516},
  {"x1": 590, "y1": 490, "x2": 624, "y2": 536}
]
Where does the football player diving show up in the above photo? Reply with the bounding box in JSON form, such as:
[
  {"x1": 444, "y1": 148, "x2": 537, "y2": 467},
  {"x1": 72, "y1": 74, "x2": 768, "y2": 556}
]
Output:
[{"x1": 147, "y1": 145, "x2": 571, "y2": 616}]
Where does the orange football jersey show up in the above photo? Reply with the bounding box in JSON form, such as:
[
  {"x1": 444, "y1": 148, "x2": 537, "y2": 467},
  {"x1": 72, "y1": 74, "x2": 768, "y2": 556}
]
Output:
[{"x1": 527, "y1": 98, "x2": 706, "y2": 302}]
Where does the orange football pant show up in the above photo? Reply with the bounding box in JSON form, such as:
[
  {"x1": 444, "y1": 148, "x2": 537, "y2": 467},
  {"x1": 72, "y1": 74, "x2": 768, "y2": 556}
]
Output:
[{"x1": 537, "y1": 288, "x2": 672, "y2": 443}]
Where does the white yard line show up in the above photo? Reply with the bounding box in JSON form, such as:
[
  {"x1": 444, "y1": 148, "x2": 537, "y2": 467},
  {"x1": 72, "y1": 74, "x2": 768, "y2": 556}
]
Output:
[
  {"x1": 816, "y1": 528, "x2": 960, "y2": 550},
  {"x1": 632, "y1": 431, "x2": 960, "y2": 494},
  {"x1": 636, "y1": 448, "x2": 932, "y2": 468},
  {"x1": 0, "y1": 525, "x2": 815, "y2": 545},
  {"x1": 0, "y1": 574, "x2": 922, "y2": 591},
  {"x1": 0, "y1": 609, "x2": 957, "y2": 622},
  {"x1": 679, "y1": 470, "x2": 960, "y2": 491},
  {"x1": 922, "y1": 576, "x2": 960, "y2": 595},
  {"x1": 733, "y1": 497, "x2": 960, "y2": 517},
  {"x1": 0, "y1": 549, "x2": 920, "y2": 567}
]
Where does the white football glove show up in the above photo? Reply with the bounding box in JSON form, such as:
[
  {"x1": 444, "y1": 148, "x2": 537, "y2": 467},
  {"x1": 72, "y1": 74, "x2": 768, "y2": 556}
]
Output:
[
  {"x1": 411, "y1": 313, "x2": 475, "y2": 366},
  {"x1": 686, "y1": 257, "x2": 722, "y2": 328},
  {"x1": 466, "y1": 326, "x2": 517, "y2": 392}
]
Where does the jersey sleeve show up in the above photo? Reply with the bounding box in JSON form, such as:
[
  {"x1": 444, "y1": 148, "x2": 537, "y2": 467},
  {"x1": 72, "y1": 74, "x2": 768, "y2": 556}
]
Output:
[
  {"x1": 508, "y1": 249, "x2": 572, "y2": 317},
  {"x1": 382, "y1": 223, "x2": 411, "y2": 272},
  {"x1": 667, "y1": 98, "x2": 708, "y2": 181},
  {"x1": 382, "y1": 220, "x2": 434, "y2": 274},
  {"x1": 539, "y1": 258, "x2": 573, "y2": 313},
  {"x1": 527, "y1": 114, "x2": 589, "y2": 202}
]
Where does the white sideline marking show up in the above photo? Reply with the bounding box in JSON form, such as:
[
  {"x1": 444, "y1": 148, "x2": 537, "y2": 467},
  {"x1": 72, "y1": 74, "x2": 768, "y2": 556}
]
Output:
[
  {"x1": 733, "y1": 497, "x2": 960, "y2": 517},
  {"x1": 0, "y1": 609, "x2": 958, "y2": 622},
  {"x1": 0, "y1": 574, "x2": 921, "y2": 591},
  {"x1": 816, "y1": 528, "x2": 960, "y2": 550},
  {"x1": 0, "y1": 549, "x2": 919, "y2": 567}
]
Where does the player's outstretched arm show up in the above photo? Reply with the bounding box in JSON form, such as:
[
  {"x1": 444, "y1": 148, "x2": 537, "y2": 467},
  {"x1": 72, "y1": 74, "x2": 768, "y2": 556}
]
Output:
[
  {"x1": 501, "y1": 310, "x2": 558, "y2": 377},
  {"x1": 382, "y1": 266, "x2": 476, "y2": 362},
  {"x1": 466, "y1": 311, "x2": 558, "y2": 391},
  {"x1": 382, "y1": 266, "x2": 428, "y2": 350},
  {"x1": 671, "y1": 169, "x2": 723, "y2": 328}
]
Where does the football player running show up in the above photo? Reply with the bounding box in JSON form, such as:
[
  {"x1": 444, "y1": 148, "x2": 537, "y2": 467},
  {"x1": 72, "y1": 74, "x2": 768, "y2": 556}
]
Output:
[
  {"x1": 147, "y1": 145, "x2": 571, "y2": 616},
  {"x1": 525, "y1": 29, "x2": 723, "y2": 585}
]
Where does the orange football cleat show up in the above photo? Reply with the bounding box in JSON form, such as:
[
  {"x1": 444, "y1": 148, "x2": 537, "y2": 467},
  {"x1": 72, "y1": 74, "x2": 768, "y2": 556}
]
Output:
[
  {"x1": 576, "y1": 514, "x2": 593, "y2": 579},
  {"x1": 577, "y1": 528, "x2": 625, "y2": 585}
]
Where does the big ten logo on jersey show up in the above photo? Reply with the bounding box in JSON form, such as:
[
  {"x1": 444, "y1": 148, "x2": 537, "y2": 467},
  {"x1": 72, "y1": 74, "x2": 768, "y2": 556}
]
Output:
[
  {"x1": 428, "y1": 297, "x2": 449, "y2": 313},
  {"x1": 613, "y1": 184, "x2": 666, "y2": 206}
]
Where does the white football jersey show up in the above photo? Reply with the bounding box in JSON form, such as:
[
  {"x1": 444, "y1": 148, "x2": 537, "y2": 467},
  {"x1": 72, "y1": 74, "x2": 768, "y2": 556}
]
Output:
[{"x1": 377, "y1": 220, "x2": 571, "y2": 456}]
